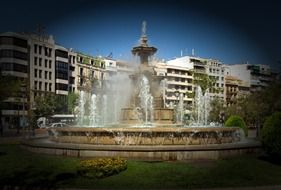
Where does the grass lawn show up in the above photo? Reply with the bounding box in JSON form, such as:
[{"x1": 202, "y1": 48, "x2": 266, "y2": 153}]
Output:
[{"x1": 0, "y1": 144, "x2": 281, "y2": 189}]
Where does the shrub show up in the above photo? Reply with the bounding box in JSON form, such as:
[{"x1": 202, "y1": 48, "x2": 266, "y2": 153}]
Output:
[
  {"x1": 78, "y1": 157, "x2": 127, "y2": 179},
  {"x1": 225, "y1": 115, "x2": 248, "y2": 136},
  {"x1": 261, "y1": 112, "x2": 281, "y2": 158}
]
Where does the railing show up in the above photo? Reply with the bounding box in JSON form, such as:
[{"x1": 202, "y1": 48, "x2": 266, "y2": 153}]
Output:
[{"x1": 167, "y1": 73, "x2": 193, "y2": 79}]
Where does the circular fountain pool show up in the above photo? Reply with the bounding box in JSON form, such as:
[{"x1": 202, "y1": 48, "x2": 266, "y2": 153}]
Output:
[
  {"x1": 22, "y1": 126, "x2": 261, "y2": 160},
  {"x1": 47, "y1": 126, "x2": 242, "y2": 146}
]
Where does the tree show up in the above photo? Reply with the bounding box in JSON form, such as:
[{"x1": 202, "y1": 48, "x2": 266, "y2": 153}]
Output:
[
  {"x1": 193, "y1": 73, "x2": 217, "y2": 95},
  {"x1": 209, "y1": 97, "x2": 225, "y2": 123},
  {"x1": 225, "y1": 115, "x2": 248, "y2": 136},
  {"x1": 224, "y1": 81, "x2": 281, "y2": 133},
  {"x1": 0, "y1": 78, "x2": 20, "y2": 102},
  {"x1": 261, "y1": 112, "x2": 281, "y2": 158},
  {"x1": 33, "y1": 93, "x2": 56, "y2": 117},
  {"x1": 67, "y1": 92, "x2": 79, "y2": 114},
  {"x1": 0, "y1": 73, "x2": 22, "y2": 135},
  {"x1": 53, "y1": 95, "x2": 68, "y2": 114}
]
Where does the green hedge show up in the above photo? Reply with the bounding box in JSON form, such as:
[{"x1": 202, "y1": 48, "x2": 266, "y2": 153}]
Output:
[
  {"x1": 78, "y1": 157, "x2": 127, "y2": 179},
  {"x1": 225, "y1": 115, "x2": 248, "y2": 136},
  {"x1": 261, "y1": 112, "x2": 281, "y2": 158}
]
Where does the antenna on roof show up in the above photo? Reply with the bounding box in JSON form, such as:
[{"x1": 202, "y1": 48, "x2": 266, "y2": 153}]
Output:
[
  {"x1": 36, "y1": 24, "x2": 46, "y2": 40},
  {"x1": 107, "y1": 52, "x2": 113, "y2": 59}
]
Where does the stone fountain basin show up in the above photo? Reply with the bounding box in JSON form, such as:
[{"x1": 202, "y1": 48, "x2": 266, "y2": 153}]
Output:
[{"x1": 48, "y1": 127, "x2": 242, "y2": 146}]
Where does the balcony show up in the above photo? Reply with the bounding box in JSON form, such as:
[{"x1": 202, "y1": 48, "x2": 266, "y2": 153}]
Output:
[
  {"x1": 166, "y1": 73, "x2": 193, "y2": 79},
  {"x1": 166, "y1": 80, "x2": 193, "y2": 86},
  {"x1": 165, "y1": 95, "x2": 193, "y2": 102},
  {"x1": 193, "y1": 69, "x2": 206, "y2": 74},
  {"x1": 166, "y1": 88, "x2": 193, "y2": 93}
]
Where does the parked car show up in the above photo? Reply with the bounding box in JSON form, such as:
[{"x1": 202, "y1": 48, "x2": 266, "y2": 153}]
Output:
[{"x1": 47, "y1": 122, "x2": 70, "y2": 128}]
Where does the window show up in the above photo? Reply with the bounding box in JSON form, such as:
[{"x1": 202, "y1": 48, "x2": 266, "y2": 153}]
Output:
[
  {"x1": 34, "y1": 44, "x2": 37, "y2": 53},
  {"x1": 0, "y1": 62, "x2": 27, "y2": 73},
  {"x1": 56, "y1": 83, "x2": 68, "y2": 91},
  {"x1": 49, "y1": 60, "x2": 52, "y2": 68},
  {"x1": 49, "y1": 72, "x2": 52, "y2": 80},
  {"x1": 45, "y1": 82, "x2": 48, "y2": 91},
  {"x1": 0, "y1": 36, "x2": 27, "y2": 48},
  {"x1": 49, "y1": 83, "x2": 52, "y2": 91},
  {"x1": 48, "y1": 49, "x2": 52, "y2": 57},
  {"x1": 34, "y1": 69, "x2": 37, "y2": 78},
  {"x1": 34, "y1": 57, "x2": 37, "y2": 66},
  {"x1": 45, "y1": 71, "x2": 47, "y2": 79},
  {"x1": 69, "y1": 66, "x2": 75, "y2": 71},
  {"x1": 55, "y1": 49, "x2": 68, "y2": 58},
  {"x1": 44, "y1": 47, "x2": 48, "y2": 56},
  {"x1": 69, "y1": 76, "x2": 75, "y2": 84},
  {"x1": 56, "y1": 61, "x2": 68, "y2": 80},
  {"x1": 39, "y1": 46, "x2": 42, "y2": 54},
  {"x1": 39, "y1": 82, "x2": 42, "y2": 90},
  {"x1": 45, "y1": 59, "x2": 48, "y2": 68},
  {"x1": 0, "y1": 49, "x2": 27, "y2": 60},
  {"x1": 34, "y1": 81, "x2": 37, "y2": 90},
  {"x1": 39, "y1": 70, "x2": 42, "y2": 78},
  {"x1": 39, "y1": 58, "x2": 42, "y2": 66},
  {"x1": 68, "y1": 55, "x2": 72, "y2": 63}
]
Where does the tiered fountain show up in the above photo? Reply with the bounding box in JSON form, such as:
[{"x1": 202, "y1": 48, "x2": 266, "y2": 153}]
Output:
[
  {"x1": 121, "y1": 21, "x2": 174, "y2": 125},
  {"x1": 24, "y1": 22, "x2": 260, "y2": 160}
]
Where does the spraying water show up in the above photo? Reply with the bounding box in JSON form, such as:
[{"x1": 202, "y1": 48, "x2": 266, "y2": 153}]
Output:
[
  {"x1": 78, "y1": 91, "x2": 85, "y2": 125},
  {"x1": 76, "y1": 72, "x2": 132, "y2": 127},
  {"x1": 138, "y1": 75, "x2": 154, "y2": 125},
  {"x1": 177, "y1": 93, "x2": 184, "y2": 123},
  {"x1": 102, "y1": 95, "x2": 107, "y2": 125},
  {"x1": 89, "y1": 94, "x2": 97, "y2": 126},
  {"x1": 194, "y1": 86, "x2": 210, "y2": 126}
]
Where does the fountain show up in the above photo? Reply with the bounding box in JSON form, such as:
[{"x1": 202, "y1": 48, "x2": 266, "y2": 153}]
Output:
[
  {"x1": 23, "y1": 22, "x2": 261, "y2": 160},
  {"x1": 48, "y1": 21, "x2": 243, "y2": 144}
]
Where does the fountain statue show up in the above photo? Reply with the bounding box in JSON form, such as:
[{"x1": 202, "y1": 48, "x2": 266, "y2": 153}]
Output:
[{"x1": 121, "y1": 21, "x2": 174, "y2": 125}]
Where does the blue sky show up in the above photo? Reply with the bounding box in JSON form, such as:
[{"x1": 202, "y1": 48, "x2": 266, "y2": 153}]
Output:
[{"x1": 1, "y1": 0, "x2": 281, "y2": 70}]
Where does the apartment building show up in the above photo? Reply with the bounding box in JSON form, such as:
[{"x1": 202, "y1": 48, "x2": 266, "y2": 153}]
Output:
[
  {"x1": 206, "y1": 59, "x2": 225, "y2": 99},
  {"x1": 165, "y1": 56, "x2": 193, "y2": 108},
  {"x1": 228, "y1": 63, "x2": 277, "y2": 93},
  {"x1": 1, "y1": 31, "x2": 277, "y2": 127},
  {"x1": 116, "y1": 60, "x2": 135, "y2": 74},
  {"x1": 0, "y1": 32, "x2": 29, "y2": 128},
  {"x1": 76, "y1": 53, "x2": 106, "y2": 93},
  {"x1": 224, "y1": 75, "x2": 250, "y2": 106},
  {"x1": 30, "y1": 34, "x2": 56, "y2": 107},
  {"x1": 68, "y1": 49, "x2": 77, "y2": 93}
]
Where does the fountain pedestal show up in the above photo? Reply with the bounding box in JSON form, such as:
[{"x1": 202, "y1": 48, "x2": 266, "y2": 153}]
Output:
[{"x1": 121, "y1": 108, "x2": 174, "y2": 124}]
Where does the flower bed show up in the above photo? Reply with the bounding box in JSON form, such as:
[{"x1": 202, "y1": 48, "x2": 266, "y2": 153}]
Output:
[{"x1": 78, "y1": 157, "x2": 127, "y2": 178}]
